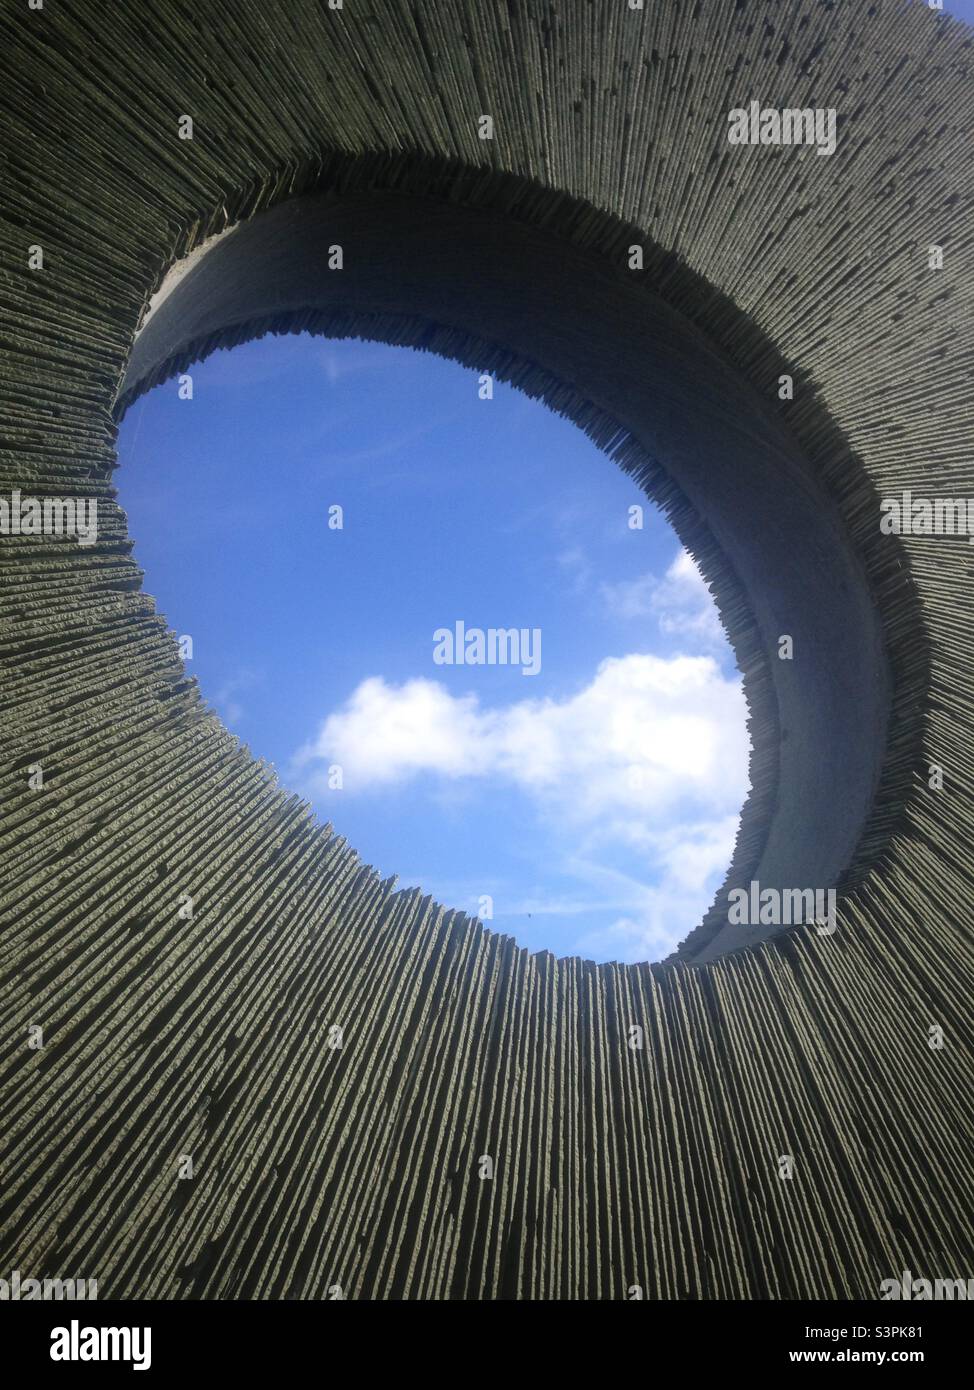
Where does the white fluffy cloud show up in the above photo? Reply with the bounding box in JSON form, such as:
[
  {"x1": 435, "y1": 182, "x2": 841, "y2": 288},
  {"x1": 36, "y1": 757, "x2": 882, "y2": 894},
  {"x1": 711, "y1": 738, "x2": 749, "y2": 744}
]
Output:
[
  {"x1": 293, "y1": 651, "x2": 748, "y2": 821},
  {"x1": 290, "y1": 555, "x2": 751, "y2": 962}
]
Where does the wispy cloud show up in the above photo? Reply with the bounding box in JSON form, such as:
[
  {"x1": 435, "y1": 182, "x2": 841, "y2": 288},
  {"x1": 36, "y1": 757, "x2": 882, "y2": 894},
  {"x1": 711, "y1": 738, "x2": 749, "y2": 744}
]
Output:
[
  {"x1": 601, "y1": 549, "x2": 727, "y2": 646},
  {"x1": 556, "y1": 545, "x2": 596, "y2": 595},
  {"x1": 213, "y1": 668, "x2": 263, "y2": 727},
  {"x1": 567, "y1": 815, "x2": 741, "y2": 960},
  {"x1": 318, "y1": 342, "x2": 409, "y2": 386},
  {"x1": 397, "y1": 815, "x2": 742, "y2": 962}
]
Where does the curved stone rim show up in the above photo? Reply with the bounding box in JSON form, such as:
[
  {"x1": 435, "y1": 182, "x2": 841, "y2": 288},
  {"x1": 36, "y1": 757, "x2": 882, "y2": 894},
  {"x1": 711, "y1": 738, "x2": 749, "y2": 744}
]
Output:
[{"x1": 114, "y1": 176, "x2": 916, "y2": 964}]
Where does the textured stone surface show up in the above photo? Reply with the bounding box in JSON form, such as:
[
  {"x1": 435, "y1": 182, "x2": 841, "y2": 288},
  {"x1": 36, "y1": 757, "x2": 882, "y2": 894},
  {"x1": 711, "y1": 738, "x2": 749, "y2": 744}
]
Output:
[{"x1": 0, "y1": 0, "x2": 972, "y2": 1298}]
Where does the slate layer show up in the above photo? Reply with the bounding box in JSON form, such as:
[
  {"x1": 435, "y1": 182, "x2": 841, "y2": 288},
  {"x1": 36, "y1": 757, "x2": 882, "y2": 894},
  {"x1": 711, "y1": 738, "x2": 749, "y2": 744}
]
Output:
[{"x1": 0, "y1": 0, "x2": 972, "y2": 1298}]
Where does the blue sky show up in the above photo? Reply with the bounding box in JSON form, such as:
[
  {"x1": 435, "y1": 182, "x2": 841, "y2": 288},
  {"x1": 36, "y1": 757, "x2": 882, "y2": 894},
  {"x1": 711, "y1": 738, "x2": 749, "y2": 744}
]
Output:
[{"x1": 117, "y1": 333, "x2": 752, "y2": 962}]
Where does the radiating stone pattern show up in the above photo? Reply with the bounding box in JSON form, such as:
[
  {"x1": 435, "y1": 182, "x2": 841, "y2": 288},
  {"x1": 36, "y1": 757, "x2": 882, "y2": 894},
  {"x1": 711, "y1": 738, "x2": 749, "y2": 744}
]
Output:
[{"x1": 0, "y1": 0, "x2": 972, "y2": 1298}]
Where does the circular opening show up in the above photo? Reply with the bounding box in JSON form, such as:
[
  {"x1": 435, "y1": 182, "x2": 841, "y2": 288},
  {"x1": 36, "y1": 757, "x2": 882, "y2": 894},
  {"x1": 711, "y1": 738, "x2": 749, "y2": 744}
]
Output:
[
  {"x1": 117, "y1": 186, "x2": 893, "y2": 963},
  {"x1": 117, "y1": 333, "x2": 751, "y2": 962}
]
